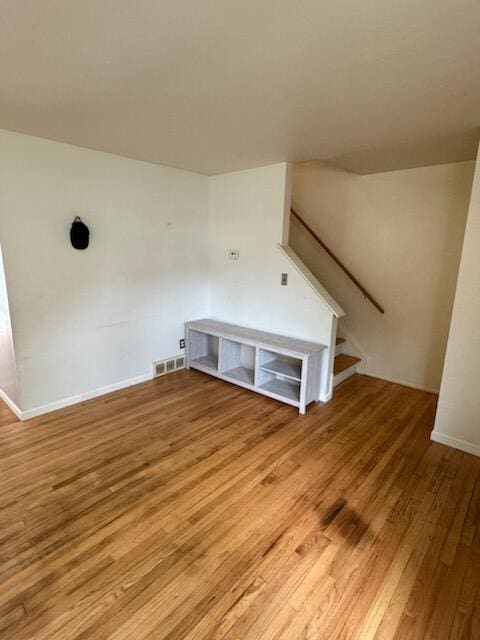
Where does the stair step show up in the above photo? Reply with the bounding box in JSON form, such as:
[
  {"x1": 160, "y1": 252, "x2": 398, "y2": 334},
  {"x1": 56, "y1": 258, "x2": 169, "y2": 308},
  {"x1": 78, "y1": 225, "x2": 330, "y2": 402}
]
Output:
[
  {"x1": 336, "y1": 337, "x2": 345, "y2": 346},
  {"x1": 334, "y1": 354, "x2": 361, "y2": 376}
]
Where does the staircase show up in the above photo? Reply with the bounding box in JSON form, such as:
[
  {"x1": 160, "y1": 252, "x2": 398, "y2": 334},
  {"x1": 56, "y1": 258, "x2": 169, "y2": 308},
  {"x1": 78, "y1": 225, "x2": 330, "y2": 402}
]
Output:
[
  {"x1": 288, "y1": 206, "x2": 384, "y2": 395},
  {"x1": 333, "y1": 338, "x2": 361, "y2": 387}
]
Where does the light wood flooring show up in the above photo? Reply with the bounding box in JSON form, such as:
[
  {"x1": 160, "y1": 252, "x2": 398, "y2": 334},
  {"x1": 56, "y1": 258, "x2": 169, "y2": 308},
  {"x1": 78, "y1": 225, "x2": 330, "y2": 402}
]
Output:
[{"x1": 0, "y1": 370, "x2": 479, "y2": 639}]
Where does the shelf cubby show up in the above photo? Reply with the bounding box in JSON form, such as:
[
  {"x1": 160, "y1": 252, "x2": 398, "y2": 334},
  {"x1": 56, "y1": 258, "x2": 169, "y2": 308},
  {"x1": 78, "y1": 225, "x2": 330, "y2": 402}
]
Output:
[
  {"x1": 257, "y1": 367, "x2": 301, "y2": 402},
  {"x1": 259, "y1": 379, "x2": 301, "y2": 402},
  {"x1": 258, "y1": 349, "x2": 302, "y2": 381},
  {"x1": 220, "y1": 339, "x2": 255, "y2": 386},
  {"x1": 188, "y1": 329, "x2": 219, "y2": 371}
]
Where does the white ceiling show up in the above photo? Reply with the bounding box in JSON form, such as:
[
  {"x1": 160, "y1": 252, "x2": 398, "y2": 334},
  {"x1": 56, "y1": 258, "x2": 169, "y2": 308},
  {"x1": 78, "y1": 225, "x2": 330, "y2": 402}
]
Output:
[{"x1": 1, "y1": 0, "x2": 479, "y2": 175}]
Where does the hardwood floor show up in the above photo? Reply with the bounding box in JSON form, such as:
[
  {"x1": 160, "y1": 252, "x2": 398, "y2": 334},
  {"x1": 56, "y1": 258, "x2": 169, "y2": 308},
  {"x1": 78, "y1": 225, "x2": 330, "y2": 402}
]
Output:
[{"x1": 0, "y1": 370, "x2": 479, "y2": 639}]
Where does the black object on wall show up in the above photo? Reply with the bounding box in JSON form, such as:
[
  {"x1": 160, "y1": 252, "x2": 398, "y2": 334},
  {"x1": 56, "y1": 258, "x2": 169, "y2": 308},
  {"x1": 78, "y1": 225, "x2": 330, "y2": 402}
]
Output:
[{"x1": 70, "y1": 216, "x2": 89, "y2": 250}]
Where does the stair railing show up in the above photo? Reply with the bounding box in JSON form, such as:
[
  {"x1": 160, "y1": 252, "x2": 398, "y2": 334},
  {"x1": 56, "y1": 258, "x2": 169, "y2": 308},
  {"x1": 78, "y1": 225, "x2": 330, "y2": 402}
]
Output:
[{"x1": 290, "y1": 207, "x2": 385, "y2": 314}]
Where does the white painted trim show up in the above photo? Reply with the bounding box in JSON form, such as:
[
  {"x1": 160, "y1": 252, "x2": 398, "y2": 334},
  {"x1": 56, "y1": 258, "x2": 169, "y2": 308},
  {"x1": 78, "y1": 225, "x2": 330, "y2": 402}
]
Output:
[
  {"x1": 20, "y1": 372, "x2": 152, "y2": 421},
  {"x1": 277, "y1": 244, "x2": 345, "y2": 318},
  {"x1": 0, "y1": 386, "x2": 22, "y2": 419},
  {"x1": 431, "y1": 431, "x2": 480, "y2": 458},
  {"x1": 319, "y1": 390, "x2": 333, "y2": 403},
  {"x1": 363, "y1": 372, "x2": 438, "y2": 394},
  {"x1": 320, "y1": 315, "x2": 337, "y2": 402}
]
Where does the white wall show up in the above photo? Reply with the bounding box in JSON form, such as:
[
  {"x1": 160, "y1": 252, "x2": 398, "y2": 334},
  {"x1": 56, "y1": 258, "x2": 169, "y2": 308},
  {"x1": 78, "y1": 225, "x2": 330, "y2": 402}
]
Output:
[
  {"x1": 208, "y1": 163, "x2": 338, "y2": 400},
  {"x1": 0, "y1": 130, "x2": 209, "y2": 414},
  {"x1": 290, "y1": 160, "x2": 475, "y2": 392},
  {"x1": 432, "y1": 148, "x2": 480, "y2": 456},
  {"x1": 0, "y1": 244, "x2": 19, "y2": 408}
]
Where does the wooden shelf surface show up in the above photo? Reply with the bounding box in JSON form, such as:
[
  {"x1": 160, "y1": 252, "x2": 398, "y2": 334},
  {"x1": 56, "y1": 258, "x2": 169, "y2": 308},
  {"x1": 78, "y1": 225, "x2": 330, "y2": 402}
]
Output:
[
  {"x1": 223, "y1": 366, "x2": 255, "y2": 386},
  {"x1": 191, "y1": 354, "x2": 218, "y2": 371},
  {"x1": 259, "y1": 378, "x2": 300, "y2": 402},
  {"x1": 259, "y1": 358, "x2": 301, "y2": 381}
]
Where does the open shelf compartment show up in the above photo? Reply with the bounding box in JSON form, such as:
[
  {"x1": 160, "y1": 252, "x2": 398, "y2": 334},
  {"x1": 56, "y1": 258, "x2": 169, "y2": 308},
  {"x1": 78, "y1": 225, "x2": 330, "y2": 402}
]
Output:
[
  {"x1": 258, "y1": 349, "x2": 302, "y2": 381},
  {"x1": 220, "y1": 338, "x2": 255, "y2": 386},
  {"x1": 256, "y1": 367, "x2": 301, "y2": 403},
  {"x1": 189, "y1": 329, "x2": 219, "y2": 371}
]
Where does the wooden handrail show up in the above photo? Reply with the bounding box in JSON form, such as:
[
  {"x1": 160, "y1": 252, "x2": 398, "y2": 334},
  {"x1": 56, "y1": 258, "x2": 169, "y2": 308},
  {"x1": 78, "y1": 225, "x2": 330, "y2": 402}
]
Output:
[{"x1": 291, "y1": 207, "x2": 385, "y2": 314}]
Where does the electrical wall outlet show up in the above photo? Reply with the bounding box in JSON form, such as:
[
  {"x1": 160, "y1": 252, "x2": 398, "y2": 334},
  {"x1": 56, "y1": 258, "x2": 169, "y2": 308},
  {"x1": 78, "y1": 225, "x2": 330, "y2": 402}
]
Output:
[
  {"x1": 281, "y1": 273, "x2": 288, "y2": 285},
  {"x1": 179, "y1": 338, "x2": 185, "y2": 349}
]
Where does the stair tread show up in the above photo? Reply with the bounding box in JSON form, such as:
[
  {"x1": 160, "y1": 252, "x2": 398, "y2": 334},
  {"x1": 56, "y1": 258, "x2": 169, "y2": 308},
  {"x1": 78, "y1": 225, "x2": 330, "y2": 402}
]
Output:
[
  {"x1": 334, "y1": 354, "x2": 361, "y2": 375},
  {"x1": 336, "y1": 337, "x2": 346, "y2": 345}
]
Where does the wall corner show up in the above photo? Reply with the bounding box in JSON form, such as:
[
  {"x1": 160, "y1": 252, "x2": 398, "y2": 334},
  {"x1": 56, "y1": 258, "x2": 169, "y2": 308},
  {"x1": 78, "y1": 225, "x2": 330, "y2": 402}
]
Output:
[{"x1": 281, "y1": 163, "x2": 293, "y2": 247}]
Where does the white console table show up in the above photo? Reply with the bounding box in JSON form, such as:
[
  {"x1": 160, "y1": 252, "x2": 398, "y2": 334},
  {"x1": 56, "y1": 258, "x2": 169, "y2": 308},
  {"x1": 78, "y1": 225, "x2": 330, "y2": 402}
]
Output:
[{"x1": 185, "y1": 319, "x2": 326, "y2": 414}]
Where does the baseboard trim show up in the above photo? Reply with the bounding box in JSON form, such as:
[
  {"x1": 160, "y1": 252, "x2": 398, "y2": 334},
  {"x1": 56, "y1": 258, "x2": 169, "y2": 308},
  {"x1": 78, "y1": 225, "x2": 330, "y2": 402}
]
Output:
[
  {"x1": 319, "y1": 390, "x2": 333, "y2": 403},
  {"x1": 363, "y1": 373, "x2": 439, "y2": 395},
  {"x1": 0, "y1": 387, "x2": 22, "y2": 419},
  {"x1": 431, "y1": 431, "x2": 480, "y2": 457},
  {"x1": 20, "y1": 372, "x2": 153, "y2": 421}
]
